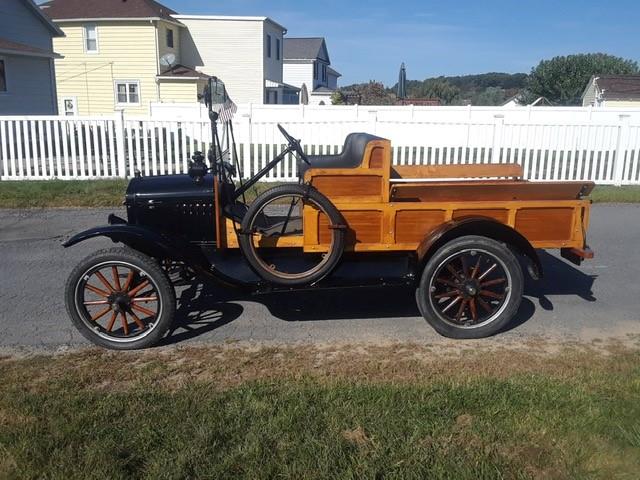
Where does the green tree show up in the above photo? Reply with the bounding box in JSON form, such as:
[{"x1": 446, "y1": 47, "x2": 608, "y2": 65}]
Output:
[
  {"x1": 526, "y1": 53, "x2": 639, "y2": 105},
  {"x1": 415, "y1": 80, "x2": 460, "y2": 105},
  {"x1": 330, "y1": 90, "x2": 346, "y2": 105},
  {"x1": 473, "y1": 87, "x2": 507, "y2": 106}
]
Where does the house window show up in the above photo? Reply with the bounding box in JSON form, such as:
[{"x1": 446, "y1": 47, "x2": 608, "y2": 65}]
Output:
[
  {"x1": 267, "y1": 34, "x2": 272, "y2": 58},
  {"x1": 84, "y1": 24, "x2": 98, "y2": 53},
  {"x1": 274, "y1": 91, "x2": 278, "y2": 104},
  {"x1": 115, "y1": 81, "x2": 140, "y2": 105},
  {"x1": 276, "y1": 38, "x2": 280, "y2": 60},
  {"x1": 322, "y1": 64, "x2": 327, "y2": 82},
  {"x1": 314, "y1": 62, "x2": 318, "y2": 80},
  {"x1": 0, "y1": 59, "x2": 6, "y2": 92},
  {"x1": 166, "y1": 28, "x2": 174, "y2": 48}
]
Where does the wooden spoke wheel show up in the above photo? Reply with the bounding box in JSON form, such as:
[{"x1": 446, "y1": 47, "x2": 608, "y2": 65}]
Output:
[
  {"x1": 66, "y1": 248, "x2": 176, "y2": 350},
  {"x1": 417, "y1": 236, "x2": 523, "y2": 339},
  {"x1": 239, "y1": 184, "x2": 345, "y2": 286}
]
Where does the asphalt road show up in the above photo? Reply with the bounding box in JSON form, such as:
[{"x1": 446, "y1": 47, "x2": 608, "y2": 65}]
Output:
[{"x1": 0, "y1": 205, "x2": 639, "y2": 350}]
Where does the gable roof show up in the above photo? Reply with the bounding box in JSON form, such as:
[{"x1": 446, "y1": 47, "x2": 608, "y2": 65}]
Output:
[
  {"x1": 0, "y1": 37, "x2": 63, "y2": 58},
  {"x1": 21, "y1": 0, "x2": 64, "y2": 36},
  {"x1": 40, "y1": 0, "x2": 180, "y2": 24},
  {"x1": 284, "y1": 37, "x2": 330, "y2": 63},
  {"x1": 157, "y1": 64, "x2": 211, "y2": 80},
  {"x1": 585, "y1": 75, "x2": 640, "y2": 101}
]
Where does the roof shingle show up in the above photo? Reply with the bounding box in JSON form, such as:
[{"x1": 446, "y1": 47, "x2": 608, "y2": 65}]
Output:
[
  {"x1": 283, "y1": 38, "x2": 326, "y2": 61},
  {"x1": 594, "y1": 75, "x2": 640, "y2": 100},
  {"x1": 41, "y1": 0, "x2": 178, "y2": 23}
]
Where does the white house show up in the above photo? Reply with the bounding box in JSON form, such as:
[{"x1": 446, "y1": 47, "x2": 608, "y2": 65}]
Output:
[
  {"x1": 582, "y1": 75, "x2": 640, "y2": 108},
  {"x1": 174, "y1": 15, "x2": 299, "y2": 105},
  {"x1": 283, "y1": 37, "x2": 341, "y2": 105},
  {"x1": 0, "y1": 0, "x2": 64, "y2": 114}
]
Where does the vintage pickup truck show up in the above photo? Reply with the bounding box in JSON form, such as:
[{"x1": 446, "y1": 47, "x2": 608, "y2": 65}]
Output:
[{"x1": 63, "y1": 78, "x2": 594, "y2": 350}]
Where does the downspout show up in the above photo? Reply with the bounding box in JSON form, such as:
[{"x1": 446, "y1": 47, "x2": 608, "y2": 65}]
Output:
[
  {"x1": 153, "y1": 19, "x2": 160, "y2": 111},
  {"x1": 49, "y1": 57, "x2": 58, "y2": 115}
]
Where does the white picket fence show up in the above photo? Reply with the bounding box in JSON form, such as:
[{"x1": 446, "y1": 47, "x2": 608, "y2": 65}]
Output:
[{"x1": 1, "y1": 106, "x2": 640, "y2": 185}]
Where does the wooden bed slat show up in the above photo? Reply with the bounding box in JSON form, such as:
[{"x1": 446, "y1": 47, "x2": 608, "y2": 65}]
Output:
[{"x1": 392, "y1": 163, "x2": 524, "y2": 180}]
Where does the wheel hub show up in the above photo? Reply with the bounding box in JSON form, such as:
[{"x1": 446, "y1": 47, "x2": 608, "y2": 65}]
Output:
[
  {"x1": 108, "y1": 292, "x2": 131, "y2": 313},
  {"x1": 462, "y1": 280, "x2": 479, "y2": 298}
]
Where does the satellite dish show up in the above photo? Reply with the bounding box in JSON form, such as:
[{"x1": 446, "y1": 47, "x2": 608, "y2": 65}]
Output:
[{"x1": 160, "y1": 53, "x2": 176, "y2": 69}]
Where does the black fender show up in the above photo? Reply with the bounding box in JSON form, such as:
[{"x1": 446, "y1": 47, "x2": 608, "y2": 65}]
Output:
[
  {"x1": 416, "y1": 217, "x2": 543, "y2": 280},
  {"x1": 62, "y1": 224, "x2": 211, "y2": 271}
]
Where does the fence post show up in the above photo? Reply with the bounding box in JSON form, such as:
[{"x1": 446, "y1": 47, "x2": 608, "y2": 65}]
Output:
[
  {"x1": 613, "y1": 114, "x2": 630, "y2": 186},
  {"x1": 114, "y1": 110, "x2": 126, "y2": 178},
  {"x1": 490, "y1": 114, "x2": 504, "y2": 163},
  {"x1": 368, "y1": 110, "x2": 378, "y2": 135}
]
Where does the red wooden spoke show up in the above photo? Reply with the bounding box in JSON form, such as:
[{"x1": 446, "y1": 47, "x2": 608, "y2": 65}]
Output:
[
  {"x1": 95, "y1": 271, "x2": 115, "y2": 292},
  {"x1": 469, "y1": 298, "x2": 478, "y2": 321},
  {"x1": 122, "y1": 270, "x2": 135, "y2": 291},
  {"x1": 106, "y1": 312, "x2": 117, "y2": 332},
  {"x1": 446, "y1": 264, "x2": 463, "y2": 282},
  {"x1": 436, "y1": 277, "x2": 459, "y2": 289},
  {"x1": 112, "y1": 266, "x2": 122, "y2": 291},
  {"x1": 442, "y1": 295, "x2": 462, "y2": 314},
  {"x1": 85, "y1": 284, "x2": 110, "y2": 297},
  {"x1": 83, "y1": 300, "x2": 110, "y2": 306},
  {"x1": 478, "y1": 263, "x2": 498, "y2": 281},
  {"x1": 455, "y1": 299, "x2": 468, "y2": 322},
  {"x1": 480, "y1": 290, "x2": 504, "y2": 300},
  {"x1": 434, "y1": 291, "x2": 459, "y2": 299},
  {"x1": 131, "y1": 303, "x2": 156, "y2": 318},
  {"x1": 131, "y1": 289, "x2": 154, "y2": 298},
  {"x1": 128, "y1": 310, "x2": 147, "y2": 330},
  {"x1": 460, "y1": 256, "x2": 469, "y2": 278},
  {"x1": 481, "y1": 278, "x2": 506, "y2": 287},
  {"x1": 477, "y1": 297, "x2": 493, "y2": 313},
  {"x1": 470, "y1": 256, "x2": 482, "y2": 279},
  {"x1": 91, "y1": 306, "x2": 112, "y2": 322},
  {"x1": 128, "y1": 280, "x2": 150, "y2": 298},
  {"x1": 131, "y1": 296, "x2": 158, "y2": 303},
  {"x1": 120, "y1": 312, "x2": 129, "y2": 335}
]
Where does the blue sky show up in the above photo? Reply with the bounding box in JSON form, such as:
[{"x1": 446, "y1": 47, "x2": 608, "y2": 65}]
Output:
[{"x1": 173, "y1": 1, "x2": 638, "y2": 85}]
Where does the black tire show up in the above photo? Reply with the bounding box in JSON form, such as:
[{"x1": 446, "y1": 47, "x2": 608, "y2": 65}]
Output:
[
  {"x1": 416, "y1": 236, "x2": 523, "y2": 339},
  {"x1": 65, "y1": 247, "x2": 176, "y2": 350},
  {"x1": 239, "y1": 184, "x2": 345, "y2": 286}
]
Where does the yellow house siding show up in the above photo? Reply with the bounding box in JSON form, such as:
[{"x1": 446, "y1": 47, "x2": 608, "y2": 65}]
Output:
[
  {"x1": 158, "y1": 80, "x2": 197, "y2": 103},
  {"x1": 606, "y1": 100, "x2": 640, "y2": 108},
  {"x1": 53, "y1": 21, "x2": 160, "y2": 116},
  {"x1": 157, "y1": 21, "x2": 181, "y2": 68}
]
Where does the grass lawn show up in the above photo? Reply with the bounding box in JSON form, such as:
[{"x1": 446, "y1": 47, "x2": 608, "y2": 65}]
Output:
[
  {"x1": 0, "y1": 180, "x2": 639, "y2": 208},
  {"x1": 0, "y1": 344, "x2": 639, "y2": 479}
]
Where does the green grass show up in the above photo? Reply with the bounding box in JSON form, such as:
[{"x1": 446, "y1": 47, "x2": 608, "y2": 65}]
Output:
[
  {"x1": 589, "y1": 185, "x2": 640, "y2": 203},
  {"x1": 0, "y1": 345, "x2": 639, "y2": 479},
  {"x1": 0, "y1": 180, "x2": 639, "y2": 208}
]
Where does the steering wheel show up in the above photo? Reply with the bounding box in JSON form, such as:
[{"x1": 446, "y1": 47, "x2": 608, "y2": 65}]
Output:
[{"x1": 278, "y1": 124, "x2": 310, "y2": 165}]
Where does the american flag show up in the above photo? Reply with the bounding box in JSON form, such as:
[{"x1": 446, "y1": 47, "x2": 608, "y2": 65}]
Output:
[{"x1": 212, "y1": 97, "x2": 237, "y2": 123}]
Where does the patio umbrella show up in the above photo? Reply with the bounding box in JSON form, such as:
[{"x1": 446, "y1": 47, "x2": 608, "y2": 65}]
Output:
[
  {"x1": 300, "y1": 83, "x2": 309, "y2": 105},
  {"x1": 397, "y1": 63, "x2": 407, "y2": 100}
]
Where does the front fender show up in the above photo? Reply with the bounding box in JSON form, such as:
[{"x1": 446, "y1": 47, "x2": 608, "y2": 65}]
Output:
[
  {"x1": 62, "y1": 224, "x2": 210, "y2": 269},
  {"x1": 416, "y1": 217, "x2": 543, "y2": 280}
]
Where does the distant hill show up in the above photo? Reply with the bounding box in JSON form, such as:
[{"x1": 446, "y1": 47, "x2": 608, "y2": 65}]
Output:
[
  {"x1": 340, "y1": 73, "x2": 529, "y2": 106},
  {"x1": 400, "y1": 72, "x2": 528, "y2": 106}
]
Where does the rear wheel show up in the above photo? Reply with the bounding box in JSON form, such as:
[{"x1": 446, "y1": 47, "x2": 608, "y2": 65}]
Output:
[
  {"x1": 416, "y1": 236, "x2": 523, "y2": 339},
  {"x1": 65, "y1": 247, "x2": 176, "y2": 350},
  {"x1": 238, "y1": 184, "x2": 345, "y2": 286}
]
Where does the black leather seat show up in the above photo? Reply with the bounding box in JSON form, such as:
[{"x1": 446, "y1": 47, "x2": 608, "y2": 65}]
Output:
[{"x1": 298, "y1": 132, "x2": 387, "y2": 177}]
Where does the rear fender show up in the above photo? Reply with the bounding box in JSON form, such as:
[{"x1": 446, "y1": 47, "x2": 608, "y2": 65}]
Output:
[
  {"x1": 416, "y1": 217, "x2": 543, "y2": 280},
  {"x1": 62, "y1": 224, "x2": 210, "y2": 270}
]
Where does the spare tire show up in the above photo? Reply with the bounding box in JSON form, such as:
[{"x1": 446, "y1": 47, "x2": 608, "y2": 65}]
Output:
[{"x1": 238, "y1": 184, "x2": 345, "y2": 286}]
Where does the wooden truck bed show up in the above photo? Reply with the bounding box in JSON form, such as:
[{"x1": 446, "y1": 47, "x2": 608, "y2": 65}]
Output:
[{"x1": 223, "y1": 138, "x2": 594, "y2": 254}]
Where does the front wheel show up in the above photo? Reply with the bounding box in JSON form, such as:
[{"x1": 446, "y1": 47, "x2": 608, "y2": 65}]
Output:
[
  {"x1": 416, "y1": 236, "x2": 523, "y2": 339},
  {"x1": 65, "y1": 247, "x2": 176, "y2": 350}
]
